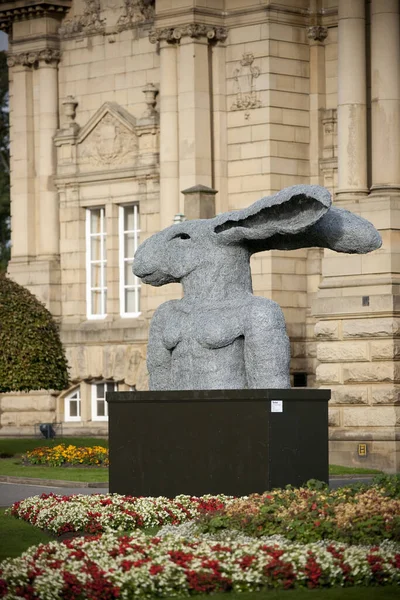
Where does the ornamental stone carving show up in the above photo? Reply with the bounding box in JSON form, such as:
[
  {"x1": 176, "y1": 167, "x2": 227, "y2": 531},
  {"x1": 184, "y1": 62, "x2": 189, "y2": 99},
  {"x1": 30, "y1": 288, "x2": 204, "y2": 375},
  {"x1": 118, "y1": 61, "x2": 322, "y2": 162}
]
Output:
[
  {"x1": 149, "y1": 24, "x2": 228, "y2": 44},
  {"x1": 80, "y1": 113, "x2": 138, "y2": 168},
  {"x1": 117, "y1": 0, "x2": 155, "y2": 31},
  {"x1": 7, "y1": 48, "x2": 61, "y2": 68},
  {"x1": 77, "y1": 103, "x2": 139, "y2": 171},
  {"x1": 59, "y1": 0, "x2": 154, "y2": 38},
  {"x1": 59, "y1": 0, "x2": 104, "y2": 38},
  {"x1": 231, "y1": 52, "x2": 262, "y2": 112},
  {"x1": 307, "y1": 25, "x2": 328, "y2": 42}
]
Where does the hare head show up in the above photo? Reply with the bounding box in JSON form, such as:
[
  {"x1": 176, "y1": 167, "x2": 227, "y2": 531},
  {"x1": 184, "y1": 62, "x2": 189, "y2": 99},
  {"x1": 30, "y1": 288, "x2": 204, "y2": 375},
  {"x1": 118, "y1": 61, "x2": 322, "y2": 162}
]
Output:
[{"x1": 133, "y1": 184, "x2": 381, "y2": 292}]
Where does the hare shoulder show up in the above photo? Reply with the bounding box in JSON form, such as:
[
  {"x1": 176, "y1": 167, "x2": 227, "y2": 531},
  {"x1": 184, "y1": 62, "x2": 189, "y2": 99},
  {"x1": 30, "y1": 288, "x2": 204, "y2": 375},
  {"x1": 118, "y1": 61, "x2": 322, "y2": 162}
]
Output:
[{"x1": 244, "y1": 295, "x2": 291, "y2": 389}]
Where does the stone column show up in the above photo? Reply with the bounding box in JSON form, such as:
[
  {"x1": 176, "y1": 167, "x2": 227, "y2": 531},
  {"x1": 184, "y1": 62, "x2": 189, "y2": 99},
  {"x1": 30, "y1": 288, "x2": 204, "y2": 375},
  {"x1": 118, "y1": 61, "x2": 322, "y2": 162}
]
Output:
[
  {"x1": 370, "y1": 0, "x2": 400, "y2": 192},
  {"x1": 177, "y1": 29, "x2": 213, "y2": 207},
  {"x1": 210, "y1": 41, "x2": 228, "y2": 215},
  {"x1": 307, "y1": 24, "x2": 327, "y2": 186},
  {"x1": 336, "y1": 0, "x2": 368, "y2": 199},
  {"x1": 37, "y1": 50, "x2": 61, "y2": 257},
  {"x1": 7, "y1": 58, "x2": 35, "y2": 259},
  {"x1": 158, "y1": 40, "x2": 179, "y2": 229}
]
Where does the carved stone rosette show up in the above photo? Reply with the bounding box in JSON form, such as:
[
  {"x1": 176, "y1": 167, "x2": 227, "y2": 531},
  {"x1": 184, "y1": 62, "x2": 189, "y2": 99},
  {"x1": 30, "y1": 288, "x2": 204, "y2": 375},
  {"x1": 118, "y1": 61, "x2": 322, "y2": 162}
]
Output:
[
  {"x1": 7, "y1": 48, "x2": 61, "y2": 68},
  {"x1": 307, "y1": 25, "x2": 328, "y2": 42},
  {"x1": 149, "y1": 24, "x2": 228, "y2": 44}
]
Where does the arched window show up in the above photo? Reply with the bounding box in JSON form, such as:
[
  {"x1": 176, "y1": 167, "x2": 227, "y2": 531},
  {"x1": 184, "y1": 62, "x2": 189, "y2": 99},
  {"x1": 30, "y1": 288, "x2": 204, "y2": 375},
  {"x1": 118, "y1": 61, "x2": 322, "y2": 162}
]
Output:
[{"x1": 65, "y1": 387, "x2": 81, "y2": 422}]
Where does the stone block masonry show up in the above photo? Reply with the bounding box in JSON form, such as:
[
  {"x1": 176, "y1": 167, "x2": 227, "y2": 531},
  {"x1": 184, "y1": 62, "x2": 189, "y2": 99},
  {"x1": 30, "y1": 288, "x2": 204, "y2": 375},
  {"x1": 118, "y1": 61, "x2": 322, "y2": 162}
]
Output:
[{"x1": 315, "y1": 312, "x2": 400, "y2": 472}]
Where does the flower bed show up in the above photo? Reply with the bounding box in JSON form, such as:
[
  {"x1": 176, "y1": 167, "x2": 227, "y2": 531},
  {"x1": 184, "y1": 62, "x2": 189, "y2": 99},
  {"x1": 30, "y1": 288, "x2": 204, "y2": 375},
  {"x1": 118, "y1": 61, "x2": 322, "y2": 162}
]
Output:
[
  {"x1": 3, "y1": 479, "x2": 400, "y2": 598},
  {"x1": 7, "y1": 493, "x2": 231, "y2": 536},
  {"x1": 8, "y1": 481, "x2": 400, "y2": 545},
  {"x1": 198, "y1": 484, "x2": 400, "y2": 546},
  {"x1": 1, "y1": 531, "x2": 399, "y2": 599},
  {"x1": 23, "y1": 444, "x2": 109, "y2": 468}
]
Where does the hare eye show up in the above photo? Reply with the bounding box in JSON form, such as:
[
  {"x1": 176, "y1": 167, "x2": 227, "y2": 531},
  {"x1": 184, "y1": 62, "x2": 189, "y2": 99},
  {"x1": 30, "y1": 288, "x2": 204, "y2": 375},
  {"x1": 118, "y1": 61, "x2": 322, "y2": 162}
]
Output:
[{"x1": 172, "y1": 233, "x2": 191, "y2": 240}]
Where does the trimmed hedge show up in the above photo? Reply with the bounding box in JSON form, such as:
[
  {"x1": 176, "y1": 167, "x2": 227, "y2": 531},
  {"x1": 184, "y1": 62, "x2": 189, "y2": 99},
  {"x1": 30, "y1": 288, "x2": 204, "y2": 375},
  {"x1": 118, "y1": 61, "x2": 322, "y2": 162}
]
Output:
[{"x1": 0, "y1": 275, "x2": 69, "y2": 392}]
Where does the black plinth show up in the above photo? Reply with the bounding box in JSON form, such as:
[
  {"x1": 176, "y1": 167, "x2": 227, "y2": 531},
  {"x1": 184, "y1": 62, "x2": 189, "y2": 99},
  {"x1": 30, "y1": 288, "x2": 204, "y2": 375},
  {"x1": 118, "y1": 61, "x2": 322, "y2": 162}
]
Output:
[{"x1": 106, "y1": 389, "x2": 330, "y2": 497}]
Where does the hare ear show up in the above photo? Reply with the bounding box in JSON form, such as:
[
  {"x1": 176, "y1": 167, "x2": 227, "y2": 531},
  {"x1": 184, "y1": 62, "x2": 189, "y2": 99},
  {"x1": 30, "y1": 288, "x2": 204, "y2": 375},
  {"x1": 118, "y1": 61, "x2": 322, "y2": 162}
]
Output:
[
  {"x1": 244, "y1": 207, "x2": 382, "y2": 254},
  {"x1": 213, "y1": 185, "x2": 331, "y2": 244}
]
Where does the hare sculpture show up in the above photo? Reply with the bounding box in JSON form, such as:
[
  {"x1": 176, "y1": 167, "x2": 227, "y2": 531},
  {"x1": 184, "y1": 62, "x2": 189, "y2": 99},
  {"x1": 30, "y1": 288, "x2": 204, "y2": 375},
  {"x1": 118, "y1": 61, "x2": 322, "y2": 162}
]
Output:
[{"x1": 133, "y1": 185, "x2": 381, "y2": 391}]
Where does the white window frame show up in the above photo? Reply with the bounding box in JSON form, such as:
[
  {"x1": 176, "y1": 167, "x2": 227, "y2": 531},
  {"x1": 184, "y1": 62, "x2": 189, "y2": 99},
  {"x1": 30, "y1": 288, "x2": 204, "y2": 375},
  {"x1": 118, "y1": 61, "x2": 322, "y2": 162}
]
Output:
[
  {"x1": 91, "y1": 381, "x2": 117, "y2": 421},
  {"x1": 86, "y1": 207, "x2": 107, "y2": 320},
  {"x1": 65, "y1": 387, "x2": 81, "y2": 422},
  {"x1": 119, "y1": 204, "x2": 141, "y2": 317}
]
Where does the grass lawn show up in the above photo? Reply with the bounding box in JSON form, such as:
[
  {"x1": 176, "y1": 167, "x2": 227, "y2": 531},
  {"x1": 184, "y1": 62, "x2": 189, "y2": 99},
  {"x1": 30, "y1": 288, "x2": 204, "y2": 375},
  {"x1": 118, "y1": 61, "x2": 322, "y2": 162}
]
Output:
[
  {"x1": 329, "y1": 464, "x2": 382, "y2": 475},
  {"x1": 0, "y1": 509, "x2": 53, "y2": 562},
  {"x1": 0, "y1": 510, "x2": 398, "y2": 599},
  {"x1": 0, "y1": 457, "x2": 108, "y2": 482}
]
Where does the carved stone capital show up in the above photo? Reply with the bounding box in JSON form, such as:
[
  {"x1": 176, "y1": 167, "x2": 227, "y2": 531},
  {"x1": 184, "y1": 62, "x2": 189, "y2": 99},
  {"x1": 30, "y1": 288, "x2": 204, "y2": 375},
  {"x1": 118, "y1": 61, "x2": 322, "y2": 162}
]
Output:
[
  {"x1": 149, "y1": 24, "x2": 228, "y2": 44},
  {"x1": 307, "y1": 25, "x2": 328, "y2": 42},
  {"x1": 7, "y1": 48, "x2": 61, "y2": 68}
]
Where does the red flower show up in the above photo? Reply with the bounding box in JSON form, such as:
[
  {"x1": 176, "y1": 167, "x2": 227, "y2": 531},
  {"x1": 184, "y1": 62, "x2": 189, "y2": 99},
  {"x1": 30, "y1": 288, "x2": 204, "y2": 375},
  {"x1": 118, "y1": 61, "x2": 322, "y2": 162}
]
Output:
[
  {"x1": 211, "y1": 544, "x2": 232, "y2": 553},
  {"x1": 0, "y1": 578, "x2": 8, "y2": 599},
  {"x1": 238, "y1": 555, "x2": 256, "y2": 570},
  {"x1": 168, "y1": 550, "x2": 194, "y2": 567},
  {"x1": 304, "y1": 552, "x2": 322, "y2": 588},
  {"x1": 263, "y1": 557, "x2": 296, "y2": 589},
  {"x1": 186, "y1": 569, "x2": 231, "y2": 593},
  {"x1": 62, "y1": 571, "x2": 84, "y2": 599},
  {"x1": 149, "y1": 564, "x2": 165, "y2": 576}
]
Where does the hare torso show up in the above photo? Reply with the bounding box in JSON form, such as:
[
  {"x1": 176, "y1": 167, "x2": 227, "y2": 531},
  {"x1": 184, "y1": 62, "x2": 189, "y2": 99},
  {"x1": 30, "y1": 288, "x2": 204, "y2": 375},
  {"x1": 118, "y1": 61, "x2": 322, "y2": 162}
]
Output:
[{"x1": 162, "y1": 300, "x2": 248, "y2": 389}]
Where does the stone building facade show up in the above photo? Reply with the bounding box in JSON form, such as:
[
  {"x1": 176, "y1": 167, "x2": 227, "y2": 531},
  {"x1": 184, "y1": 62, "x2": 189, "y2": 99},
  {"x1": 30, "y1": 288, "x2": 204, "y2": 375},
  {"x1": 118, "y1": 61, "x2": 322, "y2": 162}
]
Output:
[{"x1": 0, "y1": 0, "x2": 399, "y2": 472}]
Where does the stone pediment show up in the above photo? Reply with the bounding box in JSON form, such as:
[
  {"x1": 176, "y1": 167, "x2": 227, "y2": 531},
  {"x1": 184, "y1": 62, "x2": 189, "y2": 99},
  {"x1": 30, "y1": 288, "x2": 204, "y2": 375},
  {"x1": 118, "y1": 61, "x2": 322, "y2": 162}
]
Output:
[{"x1": 77, "y1": 102, "x2": 138, "y2": 171}]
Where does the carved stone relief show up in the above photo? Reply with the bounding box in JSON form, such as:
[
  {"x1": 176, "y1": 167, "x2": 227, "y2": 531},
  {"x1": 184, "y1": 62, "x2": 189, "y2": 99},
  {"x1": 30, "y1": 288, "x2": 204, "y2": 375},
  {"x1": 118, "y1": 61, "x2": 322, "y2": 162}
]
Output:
[
  {"x1": 117, "y1": 0, "x2": 155, "y2": 31},
  {"x1": 79, "y1": 113, "x2": 138, "y2": 169},
  {"x1": 59, "y1": 0, "x2": 155, "y2": 38},
  {"x1": 231, "y1": 52, "x2": 262, "y2": 112},
  {"x1": 59, "y1": 0, "x2": 104, "y2": 38}
]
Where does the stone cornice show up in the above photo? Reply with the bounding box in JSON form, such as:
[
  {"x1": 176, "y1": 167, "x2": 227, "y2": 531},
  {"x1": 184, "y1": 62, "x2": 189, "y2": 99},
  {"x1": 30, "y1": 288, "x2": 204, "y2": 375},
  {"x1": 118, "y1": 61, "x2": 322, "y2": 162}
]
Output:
[
  {"x1": 0, "y1": 0, "x2": 71, "y2": 31},
  {"x1": 7, "y1": 47, "x2": 61, "y2": 67},
  {"x1": 149, "y1": 24, "x2": 228, "y2": 44}
]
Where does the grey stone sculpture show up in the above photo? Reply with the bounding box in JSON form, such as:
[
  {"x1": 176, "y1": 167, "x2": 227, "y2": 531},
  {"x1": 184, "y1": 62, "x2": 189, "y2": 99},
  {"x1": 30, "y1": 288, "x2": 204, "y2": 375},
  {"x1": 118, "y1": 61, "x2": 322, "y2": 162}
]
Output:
[{"x1": 132, "y1": 185, "x2": 382, "y2": 391}]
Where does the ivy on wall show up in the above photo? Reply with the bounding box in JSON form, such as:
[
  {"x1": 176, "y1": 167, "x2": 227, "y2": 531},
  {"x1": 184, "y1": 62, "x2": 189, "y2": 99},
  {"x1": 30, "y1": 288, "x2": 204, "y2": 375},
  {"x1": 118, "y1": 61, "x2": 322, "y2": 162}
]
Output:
[{"x1": 0, "y1": 275, "x2": 69, "y2": 392}]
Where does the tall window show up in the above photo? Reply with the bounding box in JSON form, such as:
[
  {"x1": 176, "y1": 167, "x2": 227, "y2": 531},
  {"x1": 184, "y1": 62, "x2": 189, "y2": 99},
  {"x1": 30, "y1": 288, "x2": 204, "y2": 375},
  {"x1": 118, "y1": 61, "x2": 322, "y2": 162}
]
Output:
[
  {"x1": 65, "y1": 387, "x2": 81, "y2": 422},
  {"x1": 119, "y1": 204, "x2": 141, "y2": 316},
  {"x1": 86, "y1": 207, "x2": 107, "y2": 319},
  {"x1": 91, "y1": 381, "x2": 117, "y2": 421}
]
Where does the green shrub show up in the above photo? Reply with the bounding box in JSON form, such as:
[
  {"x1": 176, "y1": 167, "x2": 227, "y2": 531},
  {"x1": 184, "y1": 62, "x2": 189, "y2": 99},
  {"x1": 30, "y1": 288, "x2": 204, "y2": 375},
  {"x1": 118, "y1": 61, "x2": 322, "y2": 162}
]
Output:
[{"x1": 0, "y1": 274, "x2": 69, "y2": 392}]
